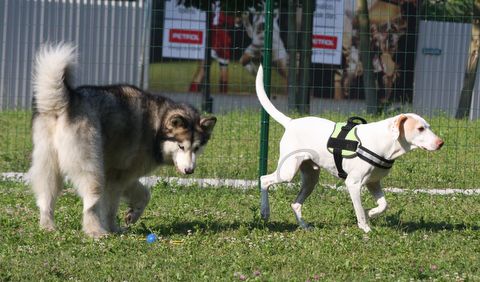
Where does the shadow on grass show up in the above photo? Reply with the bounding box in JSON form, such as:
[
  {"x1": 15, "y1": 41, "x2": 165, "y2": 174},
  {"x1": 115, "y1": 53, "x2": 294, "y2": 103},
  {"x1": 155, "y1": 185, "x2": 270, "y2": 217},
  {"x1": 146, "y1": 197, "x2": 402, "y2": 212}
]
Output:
[
  {"x1": 266, "y1": 221, "x2": 300, "y2": 232},
  {"x1": 383, "y1": 215, "x2": 480, "y2": 233},
  {"x1": 133, "y1": 220, "x2": 300, "y2": 236}
]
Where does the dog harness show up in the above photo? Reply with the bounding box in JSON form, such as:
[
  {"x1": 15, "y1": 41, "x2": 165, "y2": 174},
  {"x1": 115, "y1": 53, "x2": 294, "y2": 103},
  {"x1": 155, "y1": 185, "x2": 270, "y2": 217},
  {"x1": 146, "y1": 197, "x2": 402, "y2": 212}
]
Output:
[{"x1": 326, "y1": 117, "x2": 395, "y2": 179}]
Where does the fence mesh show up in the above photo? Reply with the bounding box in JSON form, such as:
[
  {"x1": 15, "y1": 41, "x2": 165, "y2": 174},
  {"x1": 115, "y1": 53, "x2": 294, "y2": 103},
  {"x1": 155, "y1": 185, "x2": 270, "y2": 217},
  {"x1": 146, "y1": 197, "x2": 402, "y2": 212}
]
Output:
[{"x1": 0, "y1": 0, "x2": 479, "y2": 189}]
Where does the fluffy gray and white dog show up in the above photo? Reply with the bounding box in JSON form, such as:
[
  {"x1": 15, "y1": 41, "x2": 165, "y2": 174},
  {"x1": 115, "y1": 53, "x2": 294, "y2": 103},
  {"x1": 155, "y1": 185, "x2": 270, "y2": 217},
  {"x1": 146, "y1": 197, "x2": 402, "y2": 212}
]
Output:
[{"x1": 30, "y1": 43, "x2": 216, "y2": 237}]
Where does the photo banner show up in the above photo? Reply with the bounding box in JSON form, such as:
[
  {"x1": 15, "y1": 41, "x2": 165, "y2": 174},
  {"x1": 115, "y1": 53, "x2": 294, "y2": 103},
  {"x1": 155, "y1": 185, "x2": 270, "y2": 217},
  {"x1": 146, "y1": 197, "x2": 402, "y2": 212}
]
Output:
[
  {"x1": 162, "y1": 0, "x2": 206, "y2": 59},
  {"x1": 312, "y1": 0, "x2": 344, "y2": 65}
]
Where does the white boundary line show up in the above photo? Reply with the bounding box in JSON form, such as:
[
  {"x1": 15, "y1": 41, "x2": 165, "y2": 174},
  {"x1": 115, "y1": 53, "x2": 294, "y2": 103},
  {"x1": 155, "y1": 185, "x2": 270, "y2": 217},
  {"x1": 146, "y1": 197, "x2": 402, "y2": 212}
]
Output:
[{"x1": 2, "y1": 172, "x2": 480, "y2": 195}]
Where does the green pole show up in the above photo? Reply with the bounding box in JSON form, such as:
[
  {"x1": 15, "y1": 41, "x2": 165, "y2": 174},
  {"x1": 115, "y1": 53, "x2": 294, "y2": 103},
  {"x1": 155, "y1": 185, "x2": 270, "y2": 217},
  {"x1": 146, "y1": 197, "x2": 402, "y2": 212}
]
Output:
[
  {"x1": 297, "y1": 0, "x2": 313, "y2": 114},
  {"x1": 358, "y1": 0, "x2": 378, "y2": 114},
  {"x1": 202, "y1": 0, "x2": 213, "y2": 113},
  {"x1": 258, "y1": 0, "x2": 274, "y2": 188},
  {"x1": 287, "y1": 0, "x2": 298, "y2": 112}
]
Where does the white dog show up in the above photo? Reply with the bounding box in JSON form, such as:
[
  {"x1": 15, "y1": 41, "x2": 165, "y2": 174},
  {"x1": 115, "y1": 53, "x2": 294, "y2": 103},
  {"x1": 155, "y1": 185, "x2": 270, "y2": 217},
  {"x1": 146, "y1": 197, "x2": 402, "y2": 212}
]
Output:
[{"x1": 256, "y1": 66, "x2": 444, "y2": 232}]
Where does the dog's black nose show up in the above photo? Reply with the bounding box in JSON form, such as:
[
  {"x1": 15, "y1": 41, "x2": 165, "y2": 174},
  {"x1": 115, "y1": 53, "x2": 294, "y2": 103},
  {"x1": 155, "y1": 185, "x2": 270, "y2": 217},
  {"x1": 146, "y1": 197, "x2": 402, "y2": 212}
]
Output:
[{"x1": 184, "y1": 168, "x2": 194, "y2": 174}]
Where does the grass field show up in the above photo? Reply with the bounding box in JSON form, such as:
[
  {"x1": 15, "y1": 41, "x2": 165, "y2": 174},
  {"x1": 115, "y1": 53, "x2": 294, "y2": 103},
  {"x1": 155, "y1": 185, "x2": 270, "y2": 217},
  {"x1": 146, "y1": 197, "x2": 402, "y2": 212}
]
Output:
[
  {"x1": 1, "y1": 180, "x2": 480, "y2": 281},
  {"x1": 1, "y1": 76, "x2": 480, "y2": 279},
  {"x1": 2, "y1": 58, "x2": 480, "y2": 281},
  {"x1": 1, "y1": 109, "x2": 479, "y2": 189},
  {"x1": 149, "y1": 61, "x2": 286, "y2": 94}
]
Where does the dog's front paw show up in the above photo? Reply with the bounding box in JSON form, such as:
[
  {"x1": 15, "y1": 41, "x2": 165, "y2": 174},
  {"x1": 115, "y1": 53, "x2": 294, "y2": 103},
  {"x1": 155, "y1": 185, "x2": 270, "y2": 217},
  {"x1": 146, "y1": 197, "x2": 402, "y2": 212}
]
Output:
[
  {"x1": 367, "y1": 203, "x2": 387, "y2": 219},
  {"x1": 358, "y1": 223, "x2": 371, "y2": 233},
  {"x1": 299, "y1": 222, "x2": 313, "y2": 230},
  {"x1": 367, "y1": 209, "x2": 378, "y2": 219},
  {"x1": 125, "y1": 208, "x2": 142, "y2": 225},
  {"x1": 108, "y1": 223, "x2": 126, "y2": 234}
]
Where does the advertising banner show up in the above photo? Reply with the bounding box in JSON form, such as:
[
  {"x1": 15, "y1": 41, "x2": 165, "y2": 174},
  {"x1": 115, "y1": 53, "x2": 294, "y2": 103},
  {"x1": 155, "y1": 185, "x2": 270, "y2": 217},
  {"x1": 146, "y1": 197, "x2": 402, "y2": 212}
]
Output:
[
  {"x1": 162, "y1": 0, "x2": 206, "y2": 59},
  {"x1": 312, "y1": 0, "x2": 344, "y2": 65}
]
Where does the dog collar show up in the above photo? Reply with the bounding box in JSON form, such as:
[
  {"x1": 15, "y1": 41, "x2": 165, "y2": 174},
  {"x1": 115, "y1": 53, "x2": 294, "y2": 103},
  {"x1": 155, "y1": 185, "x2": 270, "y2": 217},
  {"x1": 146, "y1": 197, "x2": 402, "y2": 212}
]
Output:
[{"x1": 327, "y1": 117, "x2": 395, "y2": 179}]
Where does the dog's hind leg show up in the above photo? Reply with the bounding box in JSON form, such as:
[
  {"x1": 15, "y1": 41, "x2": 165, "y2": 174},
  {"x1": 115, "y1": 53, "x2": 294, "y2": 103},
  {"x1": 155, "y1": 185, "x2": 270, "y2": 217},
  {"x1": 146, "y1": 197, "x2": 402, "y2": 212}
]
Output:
[
  {"x1": 56, "y1": 123, "x2": 109, "y2": 237},
  {"x1": 123, "y1": 181, "x2": 151, "y2": 225},
  {"x1": 71, "y1": 173, "x2": 109, "y2": 238},
  {"x1": 366, "y1": 182, "x2": 387, "y2": 218},
  {"x1": 30, "y1": 132, "x2": 62, "y2": 231},
  {"x1": 260, "y1": 153, "x2": 304, "y2": 221},
  {"x1": 104, "y1": 182, "x2": 123, "y2": 233},
  {"x1": 291, "y1": 160, "x2": 320, "y2": 229}
]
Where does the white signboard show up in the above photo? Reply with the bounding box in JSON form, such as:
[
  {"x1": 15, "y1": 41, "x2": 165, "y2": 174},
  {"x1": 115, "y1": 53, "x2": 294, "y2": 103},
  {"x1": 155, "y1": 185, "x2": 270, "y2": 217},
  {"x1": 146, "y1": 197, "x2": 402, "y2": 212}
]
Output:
[
  {"x1": 311, "y1": 0, "x2": 344, "y2": 65},
  {"x1": 162, "y1": 0, "x2": 207, "y2": 59}
]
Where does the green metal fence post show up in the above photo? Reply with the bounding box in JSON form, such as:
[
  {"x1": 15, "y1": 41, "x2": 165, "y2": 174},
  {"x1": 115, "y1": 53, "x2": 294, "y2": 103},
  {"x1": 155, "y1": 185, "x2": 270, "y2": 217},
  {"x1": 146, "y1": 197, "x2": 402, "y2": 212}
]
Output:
[
  {"x1": 358, "y1": 0, "x2": 378, "y2": 114},
  {"x1": 202, "y1": 0, "x2": 213, "y2": 113},
  {"x1": 297, "y1": 0, "x2": 313, "y2": 114},
  {"x1": 258, "y1": 0, "x2": 274, "y2": 188},
  {"x1": 287, "y1": 0, "x2": 298, "y2": 112}
]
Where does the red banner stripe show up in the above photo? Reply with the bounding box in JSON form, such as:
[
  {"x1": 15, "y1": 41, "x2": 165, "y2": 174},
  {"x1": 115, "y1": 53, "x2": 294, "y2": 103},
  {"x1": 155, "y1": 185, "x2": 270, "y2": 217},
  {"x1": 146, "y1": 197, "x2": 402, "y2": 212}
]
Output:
[{"x1": 169, "y1": 29, "x2": 203, "y2": 45}]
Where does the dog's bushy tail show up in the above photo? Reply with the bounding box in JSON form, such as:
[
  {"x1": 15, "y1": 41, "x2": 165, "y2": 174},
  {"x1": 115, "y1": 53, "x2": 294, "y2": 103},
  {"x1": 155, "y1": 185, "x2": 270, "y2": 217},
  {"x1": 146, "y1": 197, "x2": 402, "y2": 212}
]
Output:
[
  {"x1": 255, "y1": 65, "x2": 291, "y2": 127},
  {"x1": 33, "y1": 43, "x2": 76, "y2": 114}
]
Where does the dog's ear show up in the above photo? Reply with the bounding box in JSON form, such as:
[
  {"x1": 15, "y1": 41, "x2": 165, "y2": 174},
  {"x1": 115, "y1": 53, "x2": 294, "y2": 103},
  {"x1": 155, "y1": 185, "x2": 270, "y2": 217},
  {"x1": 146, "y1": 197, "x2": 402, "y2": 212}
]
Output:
[
  {"x1": 200, "y1": 116, "x2": 217, "y2": 135},
  {"x1": 392, "y1": 114, "x2": 408, "y2": 140},
  {"x1": 169, "y1": 114, "x2": 187, "y2": 128}
]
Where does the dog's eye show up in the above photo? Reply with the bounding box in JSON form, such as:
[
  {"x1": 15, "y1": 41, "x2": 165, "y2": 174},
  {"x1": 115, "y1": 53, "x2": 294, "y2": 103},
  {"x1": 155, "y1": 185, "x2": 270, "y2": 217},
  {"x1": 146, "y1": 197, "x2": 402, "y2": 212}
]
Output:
[
  {"x1": 178, "y1": 144, "x2": 185, "y2": 150},
  {"x1": 418, "y1": 126, "x2": 425, "y2": 132}
]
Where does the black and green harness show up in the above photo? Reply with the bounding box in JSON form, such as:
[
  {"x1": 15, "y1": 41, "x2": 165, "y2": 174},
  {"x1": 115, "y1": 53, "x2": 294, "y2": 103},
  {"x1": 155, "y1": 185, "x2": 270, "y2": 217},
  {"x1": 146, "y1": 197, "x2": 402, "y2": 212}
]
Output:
[{"x1": 326, "y1": 117, "x2": 395, "y2": 179}]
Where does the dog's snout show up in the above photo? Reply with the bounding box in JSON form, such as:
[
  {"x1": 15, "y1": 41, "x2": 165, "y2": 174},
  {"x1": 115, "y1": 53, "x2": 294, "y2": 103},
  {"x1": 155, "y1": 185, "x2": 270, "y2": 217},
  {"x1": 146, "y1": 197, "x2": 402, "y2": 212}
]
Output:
[
  {"x1": 184, "y1": 167, "x2": 194, "y2": 174},
  {"x1": 436, "y1": 139, "x2": 444, "y2": 149}
]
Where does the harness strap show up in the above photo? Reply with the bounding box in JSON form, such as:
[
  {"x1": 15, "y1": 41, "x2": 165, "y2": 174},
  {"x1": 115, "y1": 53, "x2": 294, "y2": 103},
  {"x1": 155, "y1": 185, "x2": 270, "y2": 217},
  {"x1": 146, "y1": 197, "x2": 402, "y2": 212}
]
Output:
[
  {"x1": 357, "y1": 145, "x2": 395, "y2": 169},
  {"x1": 327, "y1": 116, "x2": 395, "y2": 179},
  {"x1": 326, "y1": 138, "x2": 358, "y2": 152},
  {"x1": 327, "y1": 117, "x2": 367, "y2": 179},
  {"x1": 332, "y1": 127, "x2": 353, "y2": 179}
]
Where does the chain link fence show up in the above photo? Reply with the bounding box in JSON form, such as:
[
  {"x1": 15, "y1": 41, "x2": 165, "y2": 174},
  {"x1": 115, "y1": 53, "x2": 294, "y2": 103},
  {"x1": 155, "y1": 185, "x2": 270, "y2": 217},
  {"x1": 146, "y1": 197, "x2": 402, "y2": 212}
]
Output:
[{"x1": 0, "y1": 0, "x2": 479, "y2": 189}]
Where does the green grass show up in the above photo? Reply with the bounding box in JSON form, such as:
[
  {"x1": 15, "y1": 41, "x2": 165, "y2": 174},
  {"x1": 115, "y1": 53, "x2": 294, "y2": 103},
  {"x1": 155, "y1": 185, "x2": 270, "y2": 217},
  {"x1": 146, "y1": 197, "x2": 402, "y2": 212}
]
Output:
[
  {"x1": 2, "y1": 60, "x2": 478, "y2": 189},
  {"x1": 1, "y1": 180, "x2": 480, "y2": 280},
  {"x1": 0, "y1": 111, "x2": 32, "y2": 172},
  {"x1": 149, "y1": 61, "x2": 287, "y2": 94},
  {"x1": 2, "y1": 109, "x2": 479, "y2": 189}
]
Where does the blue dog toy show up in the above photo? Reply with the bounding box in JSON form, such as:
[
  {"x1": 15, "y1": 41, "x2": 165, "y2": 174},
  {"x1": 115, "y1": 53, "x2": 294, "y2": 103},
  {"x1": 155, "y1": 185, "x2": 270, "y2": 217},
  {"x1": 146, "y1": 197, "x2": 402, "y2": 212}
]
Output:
[{"x1": 146, "y1": 233, "x2": 157, "y2": 243}]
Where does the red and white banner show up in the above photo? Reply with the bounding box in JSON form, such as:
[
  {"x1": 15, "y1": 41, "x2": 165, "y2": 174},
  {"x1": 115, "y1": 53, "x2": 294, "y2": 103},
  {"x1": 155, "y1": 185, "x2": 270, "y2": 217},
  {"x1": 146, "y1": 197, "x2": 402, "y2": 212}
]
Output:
[
  {"x1": 312, "y1": 35, "x2": 338, "y2": 50},
  {"x1": 169, "y1": 29, "x2": 203, "y2": 45},
  {"x1": 311, "y1": 0, "x2": 344, "y2": 65},
  {"x1": 162, "y1": 0, "x2": 206, "y2": 59}
]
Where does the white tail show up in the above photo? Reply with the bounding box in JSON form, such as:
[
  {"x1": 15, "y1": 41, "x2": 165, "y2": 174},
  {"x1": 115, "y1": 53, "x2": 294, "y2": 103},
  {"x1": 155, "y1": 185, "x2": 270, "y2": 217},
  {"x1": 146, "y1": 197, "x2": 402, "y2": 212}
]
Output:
[
  {"x1": 255, "y1": 65, "x2": 291, "y2": 127},
  {"x1": 33, "y1": 43, "x2": 76, "y2": 114}
]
